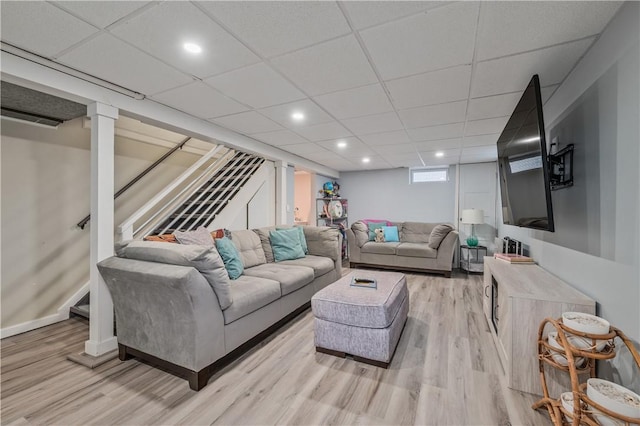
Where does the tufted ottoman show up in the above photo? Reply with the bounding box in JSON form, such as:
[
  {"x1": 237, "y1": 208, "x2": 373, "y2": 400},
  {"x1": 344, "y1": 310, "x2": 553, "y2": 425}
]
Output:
[{"x1": 311, "y1": 271, "x2": 409, "y2": 368}]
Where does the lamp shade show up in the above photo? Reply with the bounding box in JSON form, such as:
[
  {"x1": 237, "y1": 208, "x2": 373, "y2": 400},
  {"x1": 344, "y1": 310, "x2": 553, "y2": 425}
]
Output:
[{"x1": 461, "y1": 209, "x2": 484, "y2": 224}]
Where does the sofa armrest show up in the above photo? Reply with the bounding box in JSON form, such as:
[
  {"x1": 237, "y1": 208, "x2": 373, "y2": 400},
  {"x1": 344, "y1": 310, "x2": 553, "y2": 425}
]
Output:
[
  {"x1": 303, "y1": 226, "x2": 342, "y2": 274},
  {"x1": 98, "y1": 256, "x2": 225, "y2": 372},
  {"x1": 435, "y1": 230, "x2": 459, "y2": 271},
  {"x1": 346, "y1": 229, "x2": 361, "y2": 262}
]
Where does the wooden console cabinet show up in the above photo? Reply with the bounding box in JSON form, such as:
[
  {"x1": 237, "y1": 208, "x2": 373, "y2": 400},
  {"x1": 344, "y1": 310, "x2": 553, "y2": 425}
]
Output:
[{"x1": 483, "y1": 257, "x2": 596, "y2": 396}]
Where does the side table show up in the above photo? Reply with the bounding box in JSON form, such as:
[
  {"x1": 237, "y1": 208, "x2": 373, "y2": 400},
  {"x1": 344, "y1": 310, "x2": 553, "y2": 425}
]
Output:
[{"x1": 460, "y1": 245, "x2": 487, "y2": 274}]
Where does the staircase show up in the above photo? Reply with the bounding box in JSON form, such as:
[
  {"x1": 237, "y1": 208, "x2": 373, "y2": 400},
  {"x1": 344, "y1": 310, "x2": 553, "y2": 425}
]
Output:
[
  {"x1": 150, "y1": 151, "x2": 265, "y2": 235},
  {"x1": 71, "y1": 149, "x2": 266, "y2": 319}
]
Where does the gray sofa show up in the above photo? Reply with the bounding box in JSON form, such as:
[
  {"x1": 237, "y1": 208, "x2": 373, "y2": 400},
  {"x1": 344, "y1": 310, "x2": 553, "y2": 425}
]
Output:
[
  {"x1": 346, "y1": 221, "x2": 458, "y2": 277},
  {"x1": 97, "y1": 226, "x2": 342, "y2": 391}
]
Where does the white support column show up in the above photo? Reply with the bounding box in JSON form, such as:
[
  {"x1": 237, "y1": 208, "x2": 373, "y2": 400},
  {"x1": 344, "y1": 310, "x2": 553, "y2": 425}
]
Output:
[
  {"x1": 275, "y1": 161, "x2": 287, "y2": 225},
  {"x1": 85, "y1": 102, "x2": 118, "y2": 357}
]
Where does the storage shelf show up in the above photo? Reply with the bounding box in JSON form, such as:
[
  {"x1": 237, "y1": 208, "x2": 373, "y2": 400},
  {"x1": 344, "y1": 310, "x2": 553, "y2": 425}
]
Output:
[{"x1": 532, "y1": 317, "x2": 640, "y2": 426}]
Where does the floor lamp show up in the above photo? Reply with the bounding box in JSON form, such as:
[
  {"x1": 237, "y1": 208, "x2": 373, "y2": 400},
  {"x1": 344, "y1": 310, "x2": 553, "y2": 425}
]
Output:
[{"x1": 461, "y1": 209, "x2": 484, "y2": 247}]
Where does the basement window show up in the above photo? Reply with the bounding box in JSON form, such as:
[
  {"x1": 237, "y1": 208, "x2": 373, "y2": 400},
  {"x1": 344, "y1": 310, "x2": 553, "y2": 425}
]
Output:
[{"x1": 410, "y1": 167, "x2": 449, "y2": 183}]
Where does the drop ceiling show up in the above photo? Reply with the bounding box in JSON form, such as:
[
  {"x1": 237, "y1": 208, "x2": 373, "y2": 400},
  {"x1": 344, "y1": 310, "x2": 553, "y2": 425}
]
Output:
[{"x1": 0, "y1": 1, "x2": 622, "y2": 171}]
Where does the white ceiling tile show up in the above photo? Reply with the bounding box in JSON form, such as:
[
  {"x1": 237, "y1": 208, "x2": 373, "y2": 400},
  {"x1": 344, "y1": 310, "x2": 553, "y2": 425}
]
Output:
[
  {"x1": 461, "y1": 134, "x2": 500, "y2": 147},
  {"x1": 407, "y1": 123, "x2": 465, "y2": 142},
  {"x1": 110, "y1": 2, "x2": 259, "y2": 79},
  {"x1": 205, "y1": 63, "x2": 305, "y2": 109},
  {"x1": 280, "y1": 143, "x2": 330, "y2": 156},
  {"x1": 342, "y1": 1, "x2": 449, "y2": 30},
  {"x1": 58, "y1": 34, "x2": 192, "y2": 95},
  {"x1": 467, "y1": 92, "x2": 521, "y2": 121},
  {"x1": 1, "y1": 2, "x2": 99, "y2": 57},
  {"x1": 316, "y1": 137, "x2": 376, "y2": 156},
  {"x1": 320, "y1": 157, "x2": 359, "y2": 172},
  {"x1": 359, "y1": 130, "x2": 411, "y2": 146},
  {"x1": 341, "y1": 112, "x2": 404, "y2": 135},
  {"x1": 258, "y1": 99, "x2": 333, "y2": 128},
  {"x1": 198, "y1": 1, "x2": 350, "y2": 57},
  {"x1": 386, "y1": 155, "x2": 425, "y2": 168},
  {"x1": 294, "y1": 122, "x2": 352, "y2": 142},
  {"x1": 460, "y1": 145, "x2": 498, "y2": 163},
  {"x1": 471, "y1": 38, "x2": 594, "y2": 98},
  {"x1": 314, "y1": 84, "x2": 393, "y2": 119},
  {"x1": 345, "y1": 155, "x2": 393, "y2": 170},
  {"x1": 250, "y1": 129, "x2": 309, "y2": 146},
  {"x1": 422, "y1": 156, "x2": 459, "y2": 167},
  {"x1": 54, "y1": 1, "x2": 150, "y2": 29},
  {"x1": 477, "y1": 2, "x2": 622, "y2": 61},
  {"x1": 151, "y1": 82, "x2": 248, "y2": 119},
  {"x1": 270, "y1": 35, "x2": 378, "y2": 96},
  {"x1": 465, "y1": 117, "x2": 510, "y2": 137},
  {"x1": 398, "y1": 101, "x2": 467, "y2": 129},
  {"x1": 372, "y1": 143, "x2": 418, "y2": 155},
  {"x1": 360, "y1": 2, "x2": 479, "y2": 80},
  {"x1": 387, "y1": 65, "x2": 471, "y2": 110},
  {"x1": 414, "y1": 138, "x2": 462, "y2": 151},
  {"x1": 420, "y1": 148, "x2": 460, "y2": 158},
  {"x1": 213, "y1": 111, "x2": 282, "y2": 134}
]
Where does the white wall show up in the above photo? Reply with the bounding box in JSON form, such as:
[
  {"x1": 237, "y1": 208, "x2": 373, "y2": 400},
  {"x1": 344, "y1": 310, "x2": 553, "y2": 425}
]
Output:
[
  {"x1": 1, "y1": 117, "x2": 200, "y2": 330},
  {"x1": 340, "y1": 166, "x2": 457, "y2": 224},
  {"x1": 497, "y1": 2, "x2": 639, "y2": 389}
]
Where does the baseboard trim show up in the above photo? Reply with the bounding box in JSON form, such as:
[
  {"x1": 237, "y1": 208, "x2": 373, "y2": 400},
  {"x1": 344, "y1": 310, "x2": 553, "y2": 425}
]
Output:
[{"x1": 1, "y1": 312, "x2": 67, "y2": 339}]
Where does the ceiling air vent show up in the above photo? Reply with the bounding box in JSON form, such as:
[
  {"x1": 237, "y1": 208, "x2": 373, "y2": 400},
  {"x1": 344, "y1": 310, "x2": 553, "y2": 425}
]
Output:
[{"x1": 0, "y1": 81, "x2": 86, "y2": 127}]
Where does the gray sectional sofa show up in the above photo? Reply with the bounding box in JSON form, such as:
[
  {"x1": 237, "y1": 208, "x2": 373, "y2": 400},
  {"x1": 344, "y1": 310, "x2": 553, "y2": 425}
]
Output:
[
  {"x1": 346, "y1": 221, "x2": 458, "y2": 277},
  {"x1": 97, "y1": 226, "x2": 342, "y2": 391}
]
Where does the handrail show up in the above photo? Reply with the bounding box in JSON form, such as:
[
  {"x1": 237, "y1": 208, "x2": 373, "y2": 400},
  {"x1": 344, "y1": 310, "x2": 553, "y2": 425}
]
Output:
[
  {"x1": 118, "y1": 144, "x2": 228, "y2": 240},
  {"x1": 77, "y1": 136, "x2": 191, "y2": 229}
]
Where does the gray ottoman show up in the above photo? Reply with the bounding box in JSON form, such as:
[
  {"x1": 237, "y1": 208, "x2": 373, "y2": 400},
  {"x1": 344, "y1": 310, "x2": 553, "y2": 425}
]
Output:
[{"x1": 311, "y1": 271, "x2": 409, "y2": 368}]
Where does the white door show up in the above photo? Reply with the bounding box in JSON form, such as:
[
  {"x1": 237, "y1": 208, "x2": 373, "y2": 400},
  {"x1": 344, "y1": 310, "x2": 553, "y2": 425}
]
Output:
[{"x1": 459, "y1": 162, "x2": 498, "y2": 254}]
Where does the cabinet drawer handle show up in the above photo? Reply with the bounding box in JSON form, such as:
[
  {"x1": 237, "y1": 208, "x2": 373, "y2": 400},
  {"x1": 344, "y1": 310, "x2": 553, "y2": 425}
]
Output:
[{"x1": 484, "y1": 286, "x2": 489, "y2": 297}]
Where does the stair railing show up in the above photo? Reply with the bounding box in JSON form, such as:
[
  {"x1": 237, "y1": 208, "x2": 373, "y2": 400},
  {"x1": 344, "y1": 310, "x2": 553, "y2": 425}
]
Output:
[
  {"x1": 118, "y1": 144, "x2": 231, "y2": 240},
  {"x1": 77, "y1": 136, "x2": 191, "y2": 229},
  {"x1": 156, "y1": 153, "x2": 259, "y2": 234},
  {"x1": 191, "y1": 155, "x2": 264, "y2": 230}
]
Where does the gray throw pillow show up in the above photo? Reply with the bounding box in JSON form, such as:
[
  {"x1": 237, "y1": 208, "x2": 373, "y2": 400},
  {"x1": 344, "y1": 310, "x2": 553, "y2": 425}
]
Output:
[
  {"x1": 174, "y1": 226, "x2": 215, "y2": 246},
  {"x1": 123, "y1": 241, "x2": 232, "y2": 310},
  {"x1": 428, "y1": 224, "x2": 454, "y2": 249}
]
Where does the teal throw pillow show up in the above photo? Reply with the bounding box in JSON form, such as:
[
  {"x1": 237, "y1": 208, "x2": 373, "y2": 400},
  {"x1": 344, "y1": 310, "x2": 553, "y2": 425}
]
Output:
[
  {"x1": 382, "y1": 226, "x2": 399, "y2": 242},
  {"x1": 270, "y1": 228, "x2": 305, "y2": 262},
  {"x1": 368, "y1": 222, "x2": 386, "y2": 241},
  {"x1": 277, "y1": 226, "x2": 308, "y2": 254},
  {"x1": 214, "y1": 237, "x2": 243, "y2": 280}
]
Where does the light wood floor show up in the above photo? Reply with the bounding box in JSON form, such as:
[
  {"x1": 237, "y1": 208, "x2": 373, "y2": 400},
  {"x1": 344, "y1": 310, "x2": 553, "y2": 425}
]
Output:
[{"x1": 1, "y1": 270, "x2": 550, "y2": 425}]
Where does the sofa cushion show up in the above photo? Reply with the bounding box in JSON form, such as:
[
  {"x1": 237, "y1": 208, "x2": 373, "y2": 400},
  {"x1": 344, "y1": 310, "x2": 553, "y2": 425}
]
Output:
[
  {"x1": 428, "y1": 224, "x2": 454, "y2": 249},
  {"x1": 278, "y1": 226, "x2": 308, "y2": 254},
  {"x1": 253, "y1": 226, "x2": 278, "y2": 263},
  {"x1": 231, "y1": 229, "x2": 267, "y2": 268},
  {"x1": 215, "y1": 237, "x2": 244, "y2": 280},
  {"x1": 222, "y1": 276, "x2": 281, "y2": 324},
  {"x1": 396, "y1": 242, "x2": 438, "y2": 258},
  {"x1": 270, "y1": 228, "x2": 306, "y2": 262},
  {"x1": 351, "y1": 221, "x2": 369, "y2": 248},
  {"x1": 174, "y1": 226, "x2": 215, "y2": 246},
  {"x1": 400, "y1": 222, "x2": 434, "y2": 243},
  {"x1": 279, "y1": 255, "x2": 334, "y2": 276},
  {"x1": 122, "y1": 241, "x2": 233, "y2": 310},
  {"x1": 303, "y1": 227, "x2": 341, "y2": 260},
  {"x1": 382, "y1": 226, "x2": 400, "y2": 242},
  {"x1": 243, "y1": 263, "x2": 314, "y2": 296},
  {"x1": 361, "y1": 242, "x2": 400, "y2": 255}
]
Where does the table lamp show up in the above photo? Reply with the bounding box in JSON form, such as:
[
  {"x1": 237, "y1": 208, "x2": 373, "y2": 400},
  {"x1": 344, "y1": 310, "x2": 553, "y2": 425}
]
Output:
[{"x1": 461, "y1": 209, "x2": 484, "y2": 247}]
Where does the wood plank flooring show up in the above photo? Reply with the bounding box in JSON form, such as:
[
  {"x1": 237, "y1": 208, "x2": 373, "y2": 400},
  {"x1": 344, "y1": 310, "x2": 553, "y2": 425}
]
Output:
[{"x1": 1, "y1": 270, "x2": 551, "y2": 425}]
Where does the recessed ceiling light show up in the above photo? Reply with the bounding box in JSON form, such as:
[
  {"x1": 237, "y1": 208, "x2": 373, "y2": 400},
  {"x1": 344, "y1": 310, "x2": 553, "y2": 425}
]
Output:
[
  {"x1": 183, "y1": 42, "x2": 202, "y2": 54},
  {"x1": 435, "y1": 151, "x2": 444, "y2": 157},
  {"x1": 362, "y1": 157, "x2": 370, "y2": 163},
  {"x1": 291, "y1": 112, "x2": 305, "y2": 121},
  {"x1": 337, "y1": 141, "x2": 347, "y2": 149}
]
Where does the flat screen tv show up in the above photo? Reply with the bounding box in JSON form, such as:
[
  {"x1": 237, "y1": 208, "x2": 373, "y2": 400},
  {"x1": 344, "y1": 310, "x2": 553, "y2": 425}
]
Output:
[{"x1": 497, "y1": 75, "x2": 555, "y2": 232}]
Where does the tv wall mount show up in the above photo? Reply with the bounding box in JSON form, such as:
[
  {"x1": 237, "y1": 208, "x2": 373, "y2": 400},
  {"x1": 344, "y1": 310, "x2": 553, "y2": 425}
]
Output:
[{"x1": 548, "y1": 143, "x2": 574, "y2": 191}]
